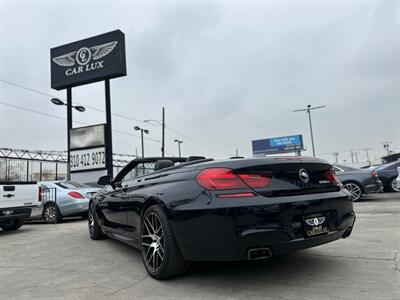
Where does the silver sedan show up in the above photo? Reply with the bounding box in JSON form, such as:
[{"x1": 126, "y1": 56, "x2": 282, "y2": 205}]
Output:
[{"x1": 30, "y1": 181, "x2": 100, "y2": 223}]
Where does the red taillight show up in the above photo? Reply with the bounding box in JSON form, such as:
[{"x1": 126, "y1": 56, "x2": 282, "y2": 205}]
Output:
[
  {"x1": 371, "y1": 170, "x2": 378, "y2": 178},
  {"x1": 195, "y1": 168, "x2": 271, "y2": 190},
  {"x1": 238, "y1": 173, "x2": 271, "y2": 188},
  {"x1": 196, "y1": 168, "x2": 247, "y2": 190},
  {"x1": 325, "y1": 170, "x2": 341, "y2": 185},
  {"x1": 68, "y1": 191, "x2": 85, "y2": 199},
  {"x1": 217, "y1": 192, "x2": 255, "y2": 198}
]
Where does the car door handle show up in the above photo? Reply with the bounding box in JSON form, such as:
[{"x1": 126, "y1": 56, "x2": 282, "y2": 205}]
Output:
[{"x1": 3, "y1": 194, "x2": 15, "y2": 198}]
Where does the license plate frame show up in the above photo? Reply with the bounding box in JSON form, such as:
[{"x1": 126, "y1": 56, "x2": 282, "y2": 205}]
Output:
[{"x1": 303, "y1": 213, "x2": 330, "y2": 237}]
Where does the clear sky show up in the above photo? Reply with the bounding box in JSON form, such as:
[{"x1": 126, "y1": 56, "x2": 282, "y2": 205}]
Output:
[{"x1": 0, "y1": 0, "x2": 399, "y2": 164}]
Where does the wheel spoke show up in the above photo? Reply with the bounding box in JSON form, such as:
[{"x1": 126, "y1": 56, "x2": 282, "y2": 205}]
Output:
[
  {"x1": 146, "y1": 218, "x2": 156, "y2": 234},
  {"x1": 142, "y1": 211, "x2": 165, "y2": 272}
]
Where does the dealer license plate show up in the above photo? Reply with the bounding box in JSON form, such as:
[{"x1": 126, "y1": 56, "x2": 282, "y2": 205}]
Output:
[{"x1": 303, "y1": 213, "x2": 329, "y2": 237}]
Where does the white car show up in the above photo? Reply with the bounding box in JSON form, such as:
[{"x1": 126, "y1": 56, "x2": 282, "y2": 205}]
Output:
[{"x1": 0, "y1": 181, "x2": 39, "y2": 231}]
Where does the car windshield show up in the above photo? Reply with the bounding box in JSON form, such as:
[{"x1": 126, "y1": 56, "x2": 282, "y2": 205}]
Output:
[{"x1": 55, "y1": 181, "x2": 87, "y2": 189}]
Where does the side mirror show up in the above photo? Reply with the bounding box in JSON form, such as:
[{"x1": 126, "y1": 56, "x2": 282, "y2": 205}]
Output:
[{"x1": 97, "y1": 175, "x2": 111, "y2": 186}]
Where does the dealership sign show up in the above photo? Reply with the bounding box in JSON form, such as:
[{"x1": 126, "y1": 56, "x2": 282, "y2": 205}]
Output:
[
  {"x1": 252, "y1": 135, "x2": 304, "y2": 156},
  {"x1": 51, "y1": 30, "x2": 126, "y2": 90},
  {"x1": 69, "y1": 124, "x2": 107, "y2": 173}
]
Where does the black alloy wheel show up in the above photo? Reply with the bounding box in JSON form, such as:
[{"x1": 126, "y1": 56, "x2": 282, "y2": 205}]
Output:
[
  {"x1": 141, "y1": 205, "x2": 190, "y2": 280},
  {"x1": 88, "y1": 203, "x2": 104, "y2": 240}
]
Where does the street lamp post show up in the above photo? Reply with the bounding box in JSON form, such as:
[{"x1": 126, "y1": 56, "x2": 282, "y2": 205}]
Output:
[
  {"x1": 143, "y1": 107, "x2": 166, "y2": 157},
  {"x1": 134, "y1": 126, "x2": 149, "y2": 157},
  {"x1": 174, "y1": 139, "x2": 183, "y2": 158},
  {"x1": 51, "y1": 97, "x2": 86, "y2": 180},
  {"x1": 293, "y1": 104, "x2": 326, "y2": 157}
]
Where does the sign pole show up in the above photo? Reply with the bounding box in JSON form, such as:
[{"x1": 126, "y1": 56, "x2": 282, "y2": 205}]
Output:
[
  {"x1": 162, "y1": 107, "x2": 165, "y2": 157},
  {"x1": 104, "y1": 78, "x2": 113, "y2": 178},
  {"x1": 66, "y1": 87, "x2": 72, "y2": 180}
]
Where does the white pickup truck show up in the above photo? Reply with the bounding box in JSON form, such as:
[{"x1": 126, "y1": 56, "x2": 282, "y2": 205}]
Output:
[{"x1": 0, "y1": 182, "x2": 39, "y2": 231}]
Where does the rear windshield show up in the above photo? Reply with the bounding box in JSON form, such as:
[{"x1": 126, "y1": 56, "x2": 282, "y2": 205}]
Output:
[
  {"x1": 335, "y1": 165, "x2": 359, "y2": 171},
  {"x1": 378, "y1": 161, "x2": 400, "y2": 171},
  {"x1": 55, "y1": 181, "x2": 87, "y2": 189}
]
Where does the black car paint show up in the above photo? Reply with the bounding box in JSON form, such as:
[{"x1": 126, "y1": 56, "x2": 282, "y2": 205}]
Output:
[{"x1": 91, "y1": 157, "x2": 355, "y2": 261}]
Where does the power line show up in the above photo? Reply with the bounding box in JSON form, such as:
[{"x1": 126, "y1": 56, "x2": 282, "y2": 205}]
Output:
[
  {"x1": 0, "y1": 79, "x2": 143, "y2": 122},
  {"x1": 166, "y1": 126, "x2": 230, "y2": 156},
  {"x1": 1, "y1": 79, "x2": 230, "y2": 157},
  {"x1": 0, "y1": 100, "x2": 161, "y2": 142}
]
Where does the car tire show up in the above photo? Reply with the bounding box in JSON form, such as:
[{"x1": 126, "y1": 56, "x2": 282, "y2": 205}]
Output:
[
  {"x1": 0, "y1": 219, "x2": 25, "y2": 231},
  {"x1": 43, "y1": 203, "x2": 62, "y2": 224},
  {"x1": 88, "y1": 203, "x2": 105, "y2": 240},
  {"x1": 141, "y1": 205, "x2": 190, "y2": 280},
  {"x1": 343, "y1": 182, "x2": 363, "y2": 201},
  {"x1": 389, "y1": 178, "x2": 400, "y2": 192}
]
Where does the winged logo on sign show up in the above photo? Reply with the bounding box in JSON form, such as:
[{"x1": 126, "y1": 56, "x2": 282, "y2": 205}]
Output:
[
  {"x1": 52, "y1": 41, "x2": 118, "y2": 67},
  {"x1": 305, "y1": 217, "x2": 326, "y2": 226}
]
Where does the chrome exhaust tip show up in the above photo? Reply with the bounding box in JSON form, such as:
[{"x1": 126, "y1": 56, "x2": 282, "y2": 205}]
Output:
[{"x1": 247, "y1": 247, "x2": 272, "y2": 260}]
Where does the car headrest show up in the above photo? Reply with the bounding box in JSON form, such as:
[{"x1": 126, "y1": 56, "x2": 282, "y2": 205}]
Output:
[
  {"x1": 186, "y1": 156, "x2": 206, "y2": 162},
  {"x1": 154, "y1": 160, "x2": 175, "y2": 171}
]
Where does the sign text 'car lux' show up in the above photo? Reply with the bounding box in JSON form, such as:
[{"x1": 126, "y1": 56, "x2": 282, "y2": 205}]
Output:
[{"x1": 50, "y1": 30, "x2": 126, "y2": 90}]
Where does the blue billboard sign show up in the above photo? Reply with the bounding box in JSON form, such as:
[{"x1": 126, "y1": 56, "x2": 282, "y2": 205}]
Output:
[{"x1": 252, "y1": 135, "x2": 304, "y2": 156}]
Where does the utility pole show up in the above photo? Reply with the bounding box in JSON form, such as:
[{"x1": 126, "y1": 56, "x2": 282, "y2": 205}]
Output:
[
  {"x1": 293, "y1": 104, "x2": 326, "y2": 157},
  {"x1": 235, "y1": 149, "x2": 239, "y2": 156},
  {"x1": 143, "y1": 107, "x2": 165, "y2": 157},
  {"x1": 332, "y1": 152, "x2": 339, "y2": 164},
  {"x1": 350, "y1": 150, "x2": 354, "y2": 163}
]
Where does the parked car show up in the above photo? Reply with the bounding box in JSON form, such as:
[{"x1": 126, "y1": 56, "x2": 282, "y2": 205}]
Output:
[
  {"x1": 376, "y1": 161, "x2": 400, "y2": 192},
  {"x1": 30, "y1": 181, "x2": 100, "y2": 223},
  {"x1": 0, "y1": 181, "x2": 39, "y2": 231},
  {"x1": 89, "y1": 156, "x2": 355, "y2": 280},
  {"x1": 333, "y1": 164, "x2": 383, "y2": 201}
]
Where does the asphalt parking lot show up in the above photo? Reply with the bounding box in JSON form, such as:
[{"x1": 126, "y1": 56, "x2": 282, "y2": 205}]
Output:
[{"x1": 0, "y1": 193, "x2": 399, "y2": 300}]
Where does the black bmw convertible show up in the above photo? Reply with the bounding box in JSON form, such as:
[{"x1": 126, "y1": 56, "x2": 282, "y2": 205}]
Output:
[{"x1": 88, "y1": 156, "x2": 355, "y2": 279}]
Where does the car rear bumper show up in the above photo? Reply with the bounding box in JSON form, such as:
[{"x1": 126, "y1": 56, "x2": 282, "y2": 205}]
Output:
[
  {"x1": 0, "y1": 207, "x2": 32, "y2": 225},
  {"x1": 364, "y1": 180, "x2": 383, "y2": 194},
  {"x1": 169, "y1": 191, "x2": 355, "y2": 261}
]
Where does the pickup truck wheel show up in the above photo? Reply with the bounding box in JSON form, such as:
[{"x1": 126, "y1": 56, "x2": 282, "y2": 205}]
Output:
[
  {"x1": 88, "y1": 203, "x2": 105, "y2": 240},
  {"x1": 141, "y1": 205, "x2": 190, "y2": 280},
  {"x1": 0, "y1": 219, "x2": 25, "y2": 231},
  {"x1": 43, "y1": 203, "x2": 62, "y2": 224}
]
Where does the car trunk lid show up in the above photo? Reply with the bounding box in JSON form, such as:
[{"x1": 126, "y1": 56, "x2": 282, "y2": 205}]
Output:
[{"x1": 234, "y1": 161, "x2": 340, "y2": 197}]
